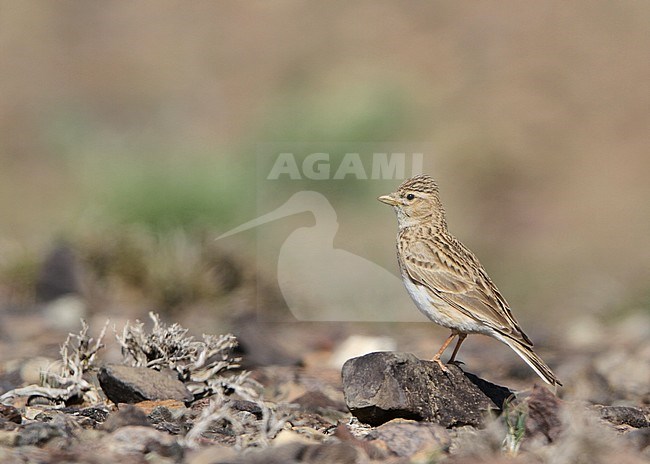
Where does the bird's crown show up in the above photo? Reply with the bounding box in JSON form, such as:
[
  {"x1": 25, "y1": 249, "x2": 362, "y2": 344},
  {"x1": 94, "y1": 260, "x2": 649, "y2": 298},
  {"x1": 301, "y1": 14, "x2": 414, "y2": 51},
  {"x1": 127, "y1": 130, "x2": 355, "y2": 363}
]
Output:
[{"x1": 397, "y1": 174, "x2": 439, "y2": 195}]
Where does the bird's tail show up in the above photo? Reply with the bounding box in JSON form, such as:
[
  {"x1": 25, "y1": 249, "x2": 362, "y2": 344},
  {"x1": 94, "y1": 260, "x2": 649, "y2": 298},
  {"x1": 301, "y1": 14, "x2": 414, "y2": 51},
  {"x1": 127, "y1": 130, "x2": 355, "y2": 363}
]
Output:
[{"x1": 500, "y1": 336, "x2": 562, "y2": 387}]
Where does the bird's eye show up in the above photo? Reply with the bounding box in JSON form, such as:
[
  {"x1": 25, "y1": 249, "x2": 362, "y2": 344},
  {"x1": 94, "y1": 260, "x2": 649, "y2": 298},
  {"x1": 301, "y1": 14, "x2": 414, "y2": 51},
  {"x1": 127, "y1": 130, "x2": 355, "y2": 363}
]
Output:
[{"x1": 406, "y1": 194, "x2": 415, "y2": 200}]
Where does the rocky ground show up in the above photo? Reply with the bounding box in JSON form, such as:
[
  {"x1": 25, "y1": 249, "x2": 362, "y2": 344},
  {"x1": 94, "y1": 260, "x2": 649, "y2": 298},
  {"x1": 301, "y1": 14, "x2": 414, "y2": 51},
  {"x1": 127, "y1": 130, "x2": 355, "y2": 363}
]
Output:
[{"x1": 0, "y1": 243, "x2": 649, "y2": 463}]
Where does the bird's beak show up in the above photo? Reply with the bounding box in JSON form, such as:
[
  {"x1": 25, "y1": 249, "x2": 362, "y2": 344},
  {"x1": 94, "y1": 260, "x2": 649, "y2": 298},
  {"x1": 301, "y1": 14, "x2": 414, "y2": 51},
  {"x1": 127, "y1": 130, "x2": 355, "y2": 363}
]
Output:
[{"x1": 378, "y1": 193, "x2": 400, "y2": 206}]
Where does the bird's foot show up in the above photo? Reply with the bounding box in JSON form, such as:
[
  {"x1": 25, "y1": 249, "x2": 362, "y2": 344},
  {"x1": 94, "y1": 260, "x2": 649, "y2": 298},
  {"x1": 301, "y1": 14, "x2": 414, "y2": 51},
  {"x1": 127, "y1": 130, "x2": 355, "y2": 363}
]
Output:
[
  {"x1": 431, "y1": 356, "x2": 450, "y2": 373},
  {"x1": 448, "y1": 359, "x2": 464, "y2": 367}
]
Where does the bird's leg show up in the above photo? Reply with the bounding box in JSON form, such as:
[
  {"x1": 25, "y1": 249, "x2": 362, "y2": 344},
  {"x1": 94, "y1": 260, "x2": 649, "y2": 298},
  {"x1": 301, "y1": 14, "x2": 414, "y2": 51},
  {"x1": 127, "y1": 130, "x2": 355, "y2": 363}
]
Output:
[
  {"x1": 447, "y1": 333, "x2": 467, "y2": 365},
  {"x1": 431, "y1": 331, "x2": 457, "y2": 372}
]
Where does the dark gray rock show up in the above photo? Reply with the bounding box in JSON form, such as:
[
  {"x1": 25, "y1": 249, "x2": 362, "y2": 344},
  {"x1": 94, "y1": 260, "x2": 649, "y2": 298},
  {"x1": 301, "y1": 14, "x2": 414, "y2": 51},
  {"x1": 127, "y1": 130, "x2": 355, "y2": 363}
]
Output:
[
  {"x1": 98, "y1": 365, "x2": 193, "y2": 404},
  {"x1": 16, "y1": 422, "x2": 67, "y2": 447},
  {"x1": 59, "y1": 406, "x2": 109, "y2": 426},
  {"x1": 366, "y1": 419, "x2": 451, "y2": 457},
  {"x1": 230, "y1": 399, "x2": 264, "y2": 419},
  {"x1": 148, "y1": 405, "x2": 187, "y2": 435},
  {"x1": 341, "y1": 351, "x2": 512, "y2": 427},
  {"x1": 101, "y1": 405, "x2": 152, "y2": 432},
  {"x1": 597, "y1": 405, "x2": 650, "y2": 428},
  {"x1": 35, "y1": 242, "x2": 80, "y2": 301},
  {"x1": 147, "y1": 405, "x2": 174, "y2": 423},
  {"x1": 78, "y1": 406, "x2": 110, "y2": 424},
  {"x1": 0, "y1": 405, "x2": 21, "y2": 424}
]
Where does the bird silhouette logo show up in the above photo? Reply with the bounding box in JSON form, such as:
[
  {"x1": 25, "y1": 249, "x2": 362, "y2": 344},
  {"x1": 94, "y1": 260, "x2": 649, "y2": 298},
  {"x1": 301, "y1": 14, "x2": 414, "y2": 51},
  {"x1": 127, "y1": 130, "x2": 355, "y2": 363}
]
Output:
[{"x1": 217, "y1": 190, "x2": 427, "y2": 322}]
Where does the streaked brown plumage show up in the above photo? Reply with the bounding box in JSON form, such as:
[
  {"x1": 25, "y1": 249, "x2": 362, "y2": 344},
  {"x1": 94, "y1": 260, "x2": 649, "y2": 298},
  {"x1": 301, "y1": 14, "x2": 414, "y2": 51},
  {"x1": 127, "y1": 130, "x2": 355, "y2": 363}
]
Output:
[{"x1": 379, "y1": 174, "x2": 561, "y2": 386}]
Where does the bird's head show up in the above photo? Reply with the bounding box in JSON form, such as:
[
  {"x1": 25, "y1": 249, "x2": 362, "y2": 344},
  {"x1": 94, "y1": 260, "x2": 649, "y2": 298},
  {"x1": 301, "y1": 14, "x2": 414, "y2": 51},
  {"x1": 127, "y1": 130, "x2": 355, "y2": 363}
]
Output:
[{"x1": 378, "y1": 175, "x2": 447, "y2": 229}]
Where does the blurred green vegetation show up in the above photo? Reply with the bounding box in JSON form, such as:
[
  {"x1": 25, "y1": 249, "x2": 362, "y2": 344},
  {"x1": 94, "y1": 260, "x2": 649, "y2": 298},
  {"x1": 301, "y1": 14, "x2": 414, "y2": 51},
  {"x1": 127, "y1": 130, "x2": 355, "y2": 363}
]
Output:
[
  {"x1": 93, "y1": 155, "x2": 253, "y2": 232},
  {"x1": 45, "y1": 113, "x2": 256, "y2": 233},
  {"x1": 260, "y1": 81, "x2": 417, "y2": 142}
]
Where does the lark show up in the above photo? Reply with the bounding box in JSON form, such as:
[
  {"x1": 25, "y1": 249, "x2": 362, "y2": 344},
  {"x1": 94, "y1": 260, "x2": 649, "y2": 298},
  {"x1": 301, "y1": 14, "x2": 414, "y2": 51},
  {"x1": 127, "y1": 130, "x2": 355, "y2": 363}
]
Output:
[{"x1": 379, "y1": 175, "x2": 561, "y2": 386}]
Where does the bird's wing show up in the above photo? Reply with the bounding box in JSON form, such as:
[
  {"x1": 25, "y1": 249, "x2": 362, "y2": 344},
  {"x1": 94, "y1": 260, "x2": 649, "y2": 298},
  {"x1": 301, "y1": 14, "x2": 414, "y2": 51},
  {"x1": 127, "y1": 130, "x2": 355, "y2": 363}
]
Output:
[{"x1": 401, "y1": 233, "x2": 533, "y2": 345}]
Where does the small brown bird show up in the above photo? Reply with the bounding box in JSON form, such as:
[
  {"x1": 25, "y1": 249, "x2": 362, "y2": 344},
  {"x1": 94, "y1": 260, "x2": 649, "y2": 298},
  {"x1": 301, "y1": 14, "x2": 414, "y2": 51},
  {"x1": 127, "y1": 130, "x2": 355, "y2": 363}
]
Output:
[{"x1": 379, "y1": 175, "x2": 561, "y2": 386}]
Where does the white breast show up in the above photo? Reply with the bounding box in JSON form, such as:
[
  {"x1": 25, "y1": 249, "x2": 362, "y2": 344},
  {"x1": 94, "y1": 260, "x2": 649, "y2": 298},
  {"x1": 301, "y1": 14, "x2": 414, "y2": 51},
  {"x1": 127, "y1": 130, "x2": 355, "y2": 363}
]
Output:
[{"x1": 400, "y1": 271, "x2": 490, "y2": 335}]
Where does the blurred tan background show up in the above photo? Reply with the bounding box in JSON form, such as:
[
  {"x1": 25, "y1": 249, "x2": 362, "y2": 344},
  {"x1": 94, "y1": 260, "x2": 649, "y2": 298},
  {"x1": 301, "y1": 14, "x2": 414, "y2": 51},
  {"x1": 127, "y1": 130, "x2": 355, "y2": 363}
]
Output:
[{"x1": 1, "y1": 1, "x2": 649, "y2": 342}]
